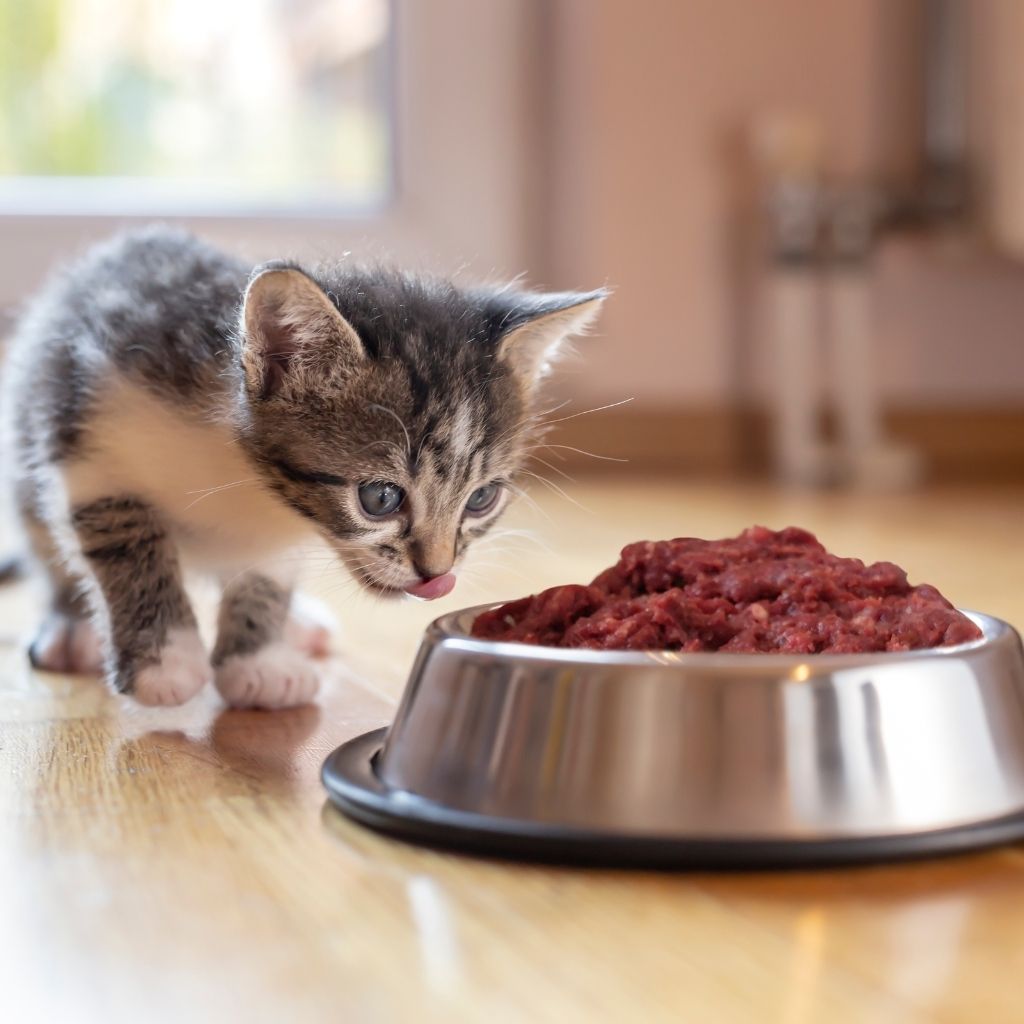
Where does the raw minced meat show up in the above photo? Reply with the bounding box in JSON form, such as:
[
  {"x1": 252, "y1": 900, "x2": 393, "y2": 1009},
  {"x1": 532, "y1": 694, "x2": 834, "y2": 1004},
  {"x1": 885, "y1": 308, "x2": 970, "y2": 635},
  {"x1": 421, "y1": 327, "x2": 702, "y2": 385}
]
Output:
[{"x1": 470, "y1": 526, "x2": 982, "y2": 654}]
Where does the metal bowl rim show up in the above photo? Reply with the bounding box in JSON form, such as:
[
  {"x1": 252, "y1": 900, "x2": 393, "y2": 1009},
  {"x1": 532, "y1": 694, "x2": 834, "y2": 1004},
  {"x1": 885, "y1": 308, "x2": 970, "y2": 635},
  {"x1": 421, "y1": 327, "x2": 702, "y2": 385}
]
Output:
[
  {"x1": 425, "y1": 605, "x2": 1008, "y2": 672},
  {"x1": 323, "y1": 729, "x2": 1024, "y2": 866}
]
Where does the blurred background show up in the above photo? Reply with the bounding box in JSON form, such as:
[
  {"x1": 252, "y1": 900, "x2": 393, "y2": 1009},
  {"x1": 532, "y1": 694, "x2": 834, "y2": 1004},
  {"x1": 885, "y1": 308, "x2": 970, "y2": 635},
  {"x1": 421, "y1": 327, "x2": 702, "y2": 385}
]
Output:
[{"x1": 1, "y1": 0, "x2": 1022, "y2": 487}]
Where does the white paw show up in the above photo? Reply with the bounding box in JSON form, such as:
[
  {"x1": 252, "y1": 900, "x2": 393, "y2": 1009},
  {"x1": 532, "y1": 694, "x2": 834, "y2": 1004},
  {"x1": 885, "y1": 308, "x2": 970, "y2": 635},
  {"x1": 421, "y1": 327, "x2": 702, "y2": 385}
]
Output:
[
  {"x1": 29, "y1": 613, "x2": 104, "y2": 675},
  {"x1": 215, "y1": 642, "x2": 320, "y2": 710},
  {"x1": 131, "y1": 629, "x2": 211, "y2": 706},
  {"x1": 283, "y1": 591, "x2": 335, "y2": 658}
]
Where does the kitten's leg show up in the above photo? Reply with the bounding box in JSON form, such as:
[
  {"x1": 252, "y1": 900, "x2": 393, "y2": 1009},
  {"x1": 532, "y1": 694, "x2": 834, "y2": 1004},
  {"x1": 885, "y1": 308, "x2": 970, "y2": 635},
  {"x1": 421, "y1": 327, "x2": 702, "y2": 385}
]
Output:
[
  {"x1": 12, "y1": 472, "x2": 102, "y2": 674},
  {"x1": 212, "y1": 573, "x2": 321, "y2": 709},
  {"x1": 21, "y1": 505, "x2": 104, "y2": 675},
  {"x1": 72, "y1": 496, "x2": 209, "y2": 705}
]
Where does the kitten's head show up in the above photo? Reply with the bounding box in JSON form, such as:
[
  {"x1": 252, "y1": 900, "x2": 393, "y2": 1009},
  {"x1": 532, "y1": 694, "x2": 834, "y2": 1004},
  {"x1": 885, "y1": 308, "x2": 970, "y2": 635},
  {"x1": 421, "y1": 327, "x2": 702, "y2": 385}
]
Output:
[{"x1": 236, "y1": 263, "x2": 605, "y2": 599}]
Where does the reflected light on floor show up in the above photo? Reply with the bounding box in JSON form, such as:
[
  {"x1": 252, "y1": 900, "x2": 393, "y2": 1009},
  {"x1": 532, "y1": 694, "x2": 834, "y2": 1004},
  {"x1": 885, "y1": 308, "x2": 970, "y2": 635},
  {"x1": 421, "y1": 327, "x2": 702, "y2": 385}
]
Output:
[
  {"x1": 782, "y1": 908, "x2": 825, "y2": 1024},
  {"x1": 406, "y1": 875, "x2": 462, "y2": 993}
]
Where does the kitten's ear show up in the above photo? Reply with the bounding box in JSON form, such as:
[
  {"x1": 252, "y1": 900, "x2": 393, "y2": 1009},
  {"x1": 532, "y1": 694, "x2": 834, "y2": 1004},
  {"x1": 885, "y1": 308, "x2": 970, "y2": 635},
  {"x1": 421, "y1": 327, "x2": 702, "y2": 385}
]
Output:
[
  {"x1": 241, "y1": 267, "x2": 365, "y2": 397},
  {"x1": 493, "y1": 289, "x2": 608, "y2": 386}
]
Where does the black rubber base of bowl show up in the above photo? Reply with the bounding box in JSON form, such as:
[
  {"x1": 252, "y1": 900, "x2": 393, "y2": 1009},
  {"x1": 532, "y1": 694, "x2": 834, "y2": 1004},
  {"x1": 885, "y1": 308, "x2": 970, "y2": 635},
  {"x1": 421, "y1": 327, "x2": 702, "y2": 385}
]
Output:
[{"x1": 322, "y1": 728, "x2": 1024, "y2": 870}]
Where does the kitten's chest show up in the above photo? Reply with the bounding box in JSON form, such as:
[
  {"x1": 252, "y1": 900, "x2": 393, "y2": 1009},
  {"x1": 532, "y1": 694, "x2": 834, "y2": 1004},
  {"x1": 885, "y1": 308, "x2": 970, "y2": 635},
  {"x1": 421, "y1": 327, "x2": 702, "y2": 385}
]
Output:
[{"x1": 66, "y1": 377, "x2": 314, "y2": 569}]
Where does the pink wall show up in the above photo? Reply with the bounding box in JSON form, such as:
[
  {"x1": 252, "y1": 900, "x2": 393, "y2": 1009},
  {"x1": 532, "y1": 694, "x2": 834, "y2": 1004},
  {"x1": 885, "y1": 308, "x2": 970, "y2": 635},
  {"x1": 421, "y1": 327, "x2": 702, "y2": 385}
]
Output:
[{"x1": 542, "y1": 0, "x2": 1024, "y2": 409}]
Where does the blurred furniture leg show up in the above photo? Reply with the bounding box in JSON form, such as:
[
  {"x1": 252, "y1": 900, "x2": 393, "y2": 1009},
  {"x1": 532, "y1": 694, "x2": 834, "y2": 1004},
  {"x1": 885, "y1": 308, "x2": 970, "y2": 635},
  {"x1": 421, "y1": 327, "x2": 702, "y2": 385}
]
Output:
[
  {"x1": 768, "y1": 263, "x2": 829, "y2": 486},
  {"x1": 753, "y1": 114, "x2": 831, "y2": 487},
  {"x1": 825, "y1": 188, "x2": 923, "y2": 489}
]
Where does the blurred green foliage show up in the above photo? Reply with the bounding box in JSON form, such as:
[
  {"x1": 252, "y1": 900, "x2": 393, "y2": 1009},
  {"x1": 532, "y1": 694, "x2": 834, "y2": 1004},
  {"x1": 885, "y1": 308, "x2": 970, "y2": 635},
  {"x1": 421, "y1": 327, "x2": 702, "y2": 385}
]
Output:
[{"x1": 0, "y1": 0, "x2": 389, "y2": 202}]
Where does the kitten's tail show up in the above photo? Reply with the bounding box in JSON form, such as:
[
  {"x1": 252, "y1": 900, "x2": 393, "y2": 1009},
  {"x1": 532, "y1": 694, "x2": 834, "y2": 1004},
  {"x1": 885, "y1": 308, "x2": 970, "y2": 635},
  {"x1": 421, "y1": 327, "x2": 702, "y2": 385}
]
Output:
[{"x1": 0, "y1": 554, "x2": 26, "y2": 584}]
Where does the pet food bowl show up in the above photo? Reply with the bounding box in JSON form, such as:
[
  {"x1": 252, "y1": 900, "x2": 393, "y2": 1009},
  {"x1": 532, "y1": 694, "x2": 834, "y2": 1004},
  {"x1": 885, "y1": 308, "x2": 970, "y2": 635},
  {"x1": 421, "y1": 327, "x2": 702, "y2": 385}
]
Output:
[{"x1": 322, "y1": 607, "x2": 1024, "y2": 867}]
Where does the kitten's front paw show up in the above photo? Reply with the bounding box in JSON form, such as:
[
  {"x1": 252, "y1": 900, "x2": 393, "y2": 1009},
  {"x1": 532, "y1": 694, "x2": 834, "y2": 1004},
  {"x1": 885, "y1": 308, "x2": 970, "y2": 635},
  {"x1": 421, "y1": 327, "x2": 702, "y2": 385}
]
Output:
[
  {"x1": 128, "y1": 629, "x2": 211, "y2": 706},
  {"x1": 215, "y1": 643, "x2": 320, "y2": 710},
  {"x1": 29, "y1": 612, "x2": 104, "y2": 675}
]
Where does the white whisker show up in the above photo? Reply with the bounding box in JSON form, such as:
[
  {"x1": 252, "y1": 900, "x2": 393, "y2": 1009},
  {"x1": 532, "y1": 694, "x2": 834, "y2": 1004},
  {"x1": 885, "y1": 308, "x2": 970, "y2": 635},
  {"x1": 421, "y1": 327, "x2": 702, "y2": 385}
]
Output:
[
  {"x1": 369, "y1": 403, "x2": 412, "y2": 457},
  {"x1": 538, "y1": 396, "x2": 634, "y2": 428},
  {"x1": 524, "y1": 443, "x2": 628, "y2": 463},
  {"x1": 518, "y1": 469, "x2": 592, "y2": 513},
  {"x1": 183, "y1": 477, "x2": 258, "y2": 511},
  {"x1": 503, "y1": 482, "x2": 550, "y2": 520},
  {"x1": 526, "y1": 454, "x2": 574, "y2": 482}
]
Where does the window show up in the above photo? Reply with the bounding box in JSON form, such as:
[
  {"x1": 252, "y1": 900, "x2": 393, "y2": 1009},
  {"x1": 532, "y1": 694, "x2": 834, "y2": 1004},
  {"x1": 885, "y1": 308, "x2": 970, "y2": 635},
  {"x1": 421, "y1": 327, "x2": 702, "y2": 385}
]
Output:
[
  {"x1": 0, "y1": 1, "x2": 538, "y2": 324},
  {"x1": 0, "y1": 0, "x2": 392, "y2": 213}
]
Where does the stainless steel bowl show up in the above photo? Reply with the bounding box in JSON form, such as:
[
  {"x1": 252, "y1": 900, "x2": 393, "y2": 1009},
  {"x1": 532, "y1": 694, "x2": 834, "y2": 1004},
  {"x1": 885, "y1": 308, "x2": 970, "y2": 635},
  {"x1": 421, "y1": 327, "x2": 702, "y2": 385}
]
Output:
[{"x1": 322, "y1": 607, "x2": 1024, "y2": 867}]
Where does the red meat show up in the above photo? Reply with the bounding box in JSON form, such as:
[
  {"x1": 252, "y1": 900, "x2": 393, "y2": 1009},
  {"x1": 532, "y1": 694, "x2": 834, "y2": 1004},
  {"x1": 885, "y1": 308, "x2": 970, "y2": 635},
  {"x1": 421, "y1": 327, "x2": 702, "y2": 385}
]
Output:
[{"x1": 470, "y1": 526, "x2": 982, "y2": 653}]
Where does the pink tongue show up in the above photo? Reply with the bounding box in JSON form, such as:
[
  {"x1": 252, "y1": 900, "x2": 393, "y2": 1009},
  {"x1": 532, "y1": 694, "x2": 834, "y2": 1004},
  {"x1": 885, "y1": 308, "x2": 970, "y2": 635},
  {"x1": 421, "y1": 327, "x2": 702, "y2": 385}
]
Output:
[{"x1": 404, "y1": 572, "x2": 457, "y2": 601}]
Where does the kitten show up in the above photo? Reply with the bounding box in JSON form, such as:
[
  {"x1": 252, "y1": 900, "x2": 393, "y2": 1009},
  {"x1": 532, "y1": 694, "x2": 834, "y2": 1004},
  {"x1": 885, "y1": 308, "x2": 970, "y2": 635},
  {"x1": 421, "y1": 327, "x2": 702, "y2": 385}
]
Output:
[{"x1": 1, "y1": 226, "x2": 605, "y2": 708}]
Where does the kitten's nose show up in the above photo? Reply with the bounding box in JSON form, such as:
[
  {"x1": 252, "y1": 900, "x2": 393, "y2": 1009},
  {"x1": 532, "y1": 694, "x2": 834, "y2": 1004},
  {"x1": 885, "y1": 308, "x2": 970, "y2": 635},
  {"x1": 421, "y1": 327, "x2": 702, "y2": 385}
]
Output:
[
  {"x1": 407, "y1": 537, "x2": 456, "y2": 598},
  {"x1": 409, "y1": 541, "x2": 454, "y2": 584},
  {"x1": 412, "y1": 558, "x2": 448, "y2": 583}
]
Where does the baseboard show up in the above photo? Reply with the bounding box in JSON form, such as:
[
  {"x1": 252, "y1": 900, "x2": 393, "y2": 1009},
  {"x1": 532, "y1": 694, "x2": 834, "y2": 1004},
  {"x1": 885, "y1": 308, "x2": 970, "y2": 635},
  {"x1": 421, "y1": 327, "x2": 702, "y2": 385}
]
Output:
[
  {"x1": 549, "y1": 406, "x2": 1024, "y2": 481},
  {"x1": 543, "y1": 409, "x2": 741, "y2": 475}
]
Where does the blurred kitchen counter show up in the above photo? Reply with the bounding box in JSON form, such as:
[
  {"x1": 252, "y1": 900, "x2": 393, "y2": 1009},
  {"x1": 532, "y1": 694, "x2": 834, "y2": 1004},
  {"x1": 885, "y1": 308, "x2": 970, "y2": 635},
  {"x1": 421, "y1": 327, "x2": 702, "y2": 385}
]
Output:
[{"x1": 1, "y1": 479, "x2": 1023, "y2": 1023}]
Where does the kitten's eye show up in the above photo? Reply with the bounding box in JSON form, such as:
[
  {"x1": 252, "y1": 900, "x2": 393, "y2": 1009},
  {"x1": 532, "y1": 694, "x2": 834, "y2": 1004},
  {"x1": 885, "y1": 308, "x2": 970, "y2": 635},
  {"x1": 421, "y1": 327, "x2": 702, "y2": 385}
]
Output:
[
  {"x1": 358, "y1": 481, "x2": 406, "y2": 517},
  {"x1": 465, "y1": 482, "x2": 501, "y2": 515}
]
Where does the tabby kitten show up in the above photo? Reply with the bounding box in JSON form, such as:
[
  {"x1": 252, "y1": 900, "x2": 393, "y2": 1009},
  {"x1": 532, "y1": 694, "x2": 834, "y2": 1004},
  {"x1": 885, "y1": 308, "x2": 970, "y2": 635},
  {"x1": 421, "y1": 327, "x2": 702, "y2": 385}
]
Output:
[{"x1": 1, "y1": 227, "x2": 604, "y2": 708}]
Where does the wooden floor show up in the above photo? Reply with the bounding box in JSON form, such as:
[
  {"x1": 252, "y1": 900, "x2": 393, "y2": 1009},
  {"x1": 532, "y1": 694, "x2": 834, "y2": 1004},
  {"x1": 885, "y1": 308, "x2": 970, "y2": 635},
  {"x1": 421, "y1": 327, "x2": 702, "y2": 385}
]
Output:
[{"x1": 2, "y1": 478, "x2": 1023, "y2": 1023}]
